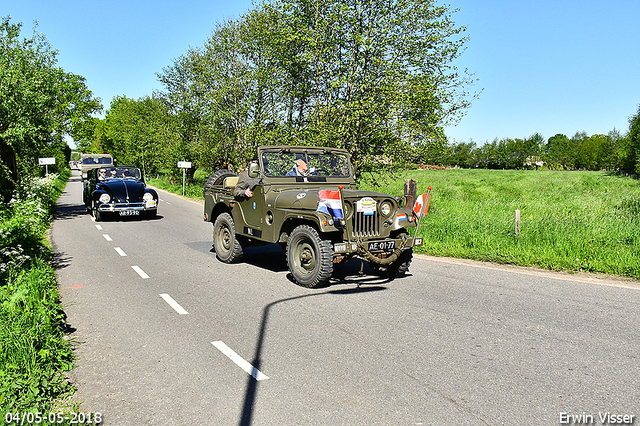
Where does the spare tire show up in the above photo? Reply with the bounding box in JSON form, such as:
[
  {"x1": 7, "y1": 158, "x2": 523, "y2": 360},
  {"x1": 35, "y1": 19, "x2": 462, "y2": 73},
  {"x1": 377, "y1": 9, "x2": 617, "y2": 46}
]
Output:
[{"x1": 203, "y1": 169, "x2": 238, "y2": 196}]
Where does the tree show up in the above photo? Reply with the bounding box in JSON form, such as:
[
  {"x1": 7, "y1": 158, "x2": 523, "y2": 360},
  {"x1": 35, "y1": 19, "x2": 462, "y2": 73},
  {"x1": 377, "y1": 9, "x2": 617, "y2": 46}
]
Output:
[
  {"x1": 627, "y1": 104, "x2": 640, "y2": 174},
  {"x1": 155, "y1": 0, "x2": 478, "y2": 177},
  {"x1": 447, "y1": 140, "x2": 476, "y2": 168},
  {"x1": 546, "y1": 133, "x2": 578, "y2": 170},
  {"x1": 52, "y1": 68, "x2": 103, "y2": 152},
  {"x1": 0, "y1": 17, "x2": 101, "y2": 199},
  {"x1": 0, "y1": 17, "x2": 58, "y2": 191},
  {"x1": 95, "y1": 96, "x2": 180, "y2": 179},
  {"x1": 260, "y1": 0, "x2": 478, "y2": 175}
]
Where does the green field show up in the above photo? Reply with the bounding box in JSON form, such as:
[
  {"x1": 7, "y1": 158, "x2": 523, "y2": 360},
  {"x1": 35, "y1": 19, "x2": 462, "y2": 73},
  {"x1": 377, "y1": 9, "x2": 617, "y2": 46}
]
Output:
[
  {"x1": 360, "y1": 169, "x2": 640, "y2": 280},
  {"x1": 152, "y1": 169, "x2": 640, "y2": 280}
]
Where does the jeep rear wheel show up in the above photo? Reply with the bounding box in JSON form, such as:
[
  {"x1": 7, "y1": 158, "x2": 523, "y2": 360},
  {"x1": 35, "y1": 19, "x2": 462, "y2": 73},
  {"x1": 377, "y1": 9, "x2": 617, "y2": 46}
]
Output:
[
  {"x1": 203, "y1": 169, "x2": 238, "y2": 196},
  {"x1": 286, "y1": 225, "x2": 333, "y2": 288},
  {"x1": 213, "y1": 212, "x2": 244, "y2": 263}
]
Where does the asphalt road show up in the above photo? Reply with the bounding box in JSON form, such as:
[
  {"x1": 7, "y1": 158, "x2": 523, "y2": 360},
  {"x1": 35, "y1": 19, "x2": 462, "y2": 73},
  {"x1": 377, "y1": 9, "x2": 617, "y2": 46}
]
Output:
[{"x1": 51, "y1": 171, "x2": 640, "y2": 426}]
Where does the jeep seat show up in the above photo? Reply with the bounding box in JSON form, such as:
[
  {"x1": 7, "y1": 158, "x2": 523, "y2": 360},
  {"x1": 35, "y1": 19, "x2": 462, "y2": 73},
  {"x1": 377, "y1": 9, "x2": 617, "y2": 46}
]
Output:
[{"x1": 223, "y1": 176, "x2": 239, "y2": 188}]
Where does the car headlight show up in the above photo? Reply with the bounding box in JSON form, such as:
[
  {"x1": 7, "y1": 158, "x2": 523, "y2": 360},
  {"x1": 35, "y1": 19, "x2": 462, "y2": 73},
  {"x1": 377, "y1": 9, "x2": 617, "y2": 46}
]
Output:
[
  {"x1": 143, "y1": 193, "x2": 154, "y2": 202},
  {"x1": 99, "y1": 193, "x2": 110, "y2": 204},
  {"x1": 380, "y1": 201, "x2": 392, "y2": 217}
]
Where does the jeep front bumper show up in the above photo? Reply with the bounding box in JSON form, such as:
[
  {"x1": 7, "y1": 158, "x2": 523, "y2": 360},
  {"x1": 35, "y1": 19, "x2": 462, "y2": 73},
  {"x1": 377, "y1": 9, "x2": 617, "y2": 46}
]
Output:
[{"x1": 332, "y1": 236, "x2": 423, "y2": 255}]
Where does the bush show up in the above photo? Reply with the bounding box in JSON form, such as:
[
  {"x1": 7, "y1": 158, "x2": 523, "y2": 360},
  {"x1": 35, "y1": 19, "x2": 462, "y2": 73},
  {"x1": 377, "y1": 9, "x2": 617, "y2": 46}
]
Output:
[{"x1": 0, "y1": 170, "x2": 76, "y2": 415}]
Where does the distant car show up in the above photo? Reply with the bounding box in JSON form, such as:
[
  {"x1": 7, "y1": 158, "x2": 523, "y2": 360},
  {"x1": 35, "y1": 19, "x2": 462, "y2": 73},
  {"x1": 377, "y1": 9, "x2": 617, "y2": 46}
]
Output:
[
  {"x1": 80, "y1": 153, "x2": 113, "y2": 180},
  {"x1": 83, "y1": 166, "x2": 158, "y2": 221}
]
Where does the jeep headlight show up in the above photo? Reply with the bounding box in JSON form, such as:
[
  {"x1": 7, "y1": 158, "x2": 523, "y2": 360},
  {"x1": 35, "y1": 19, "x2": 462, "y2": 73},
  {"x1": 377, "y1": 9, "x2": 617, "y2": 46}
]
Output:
[
  {"x1": 380, "y1": 201, "x2": 392, "y2": 217},
  {"x1": 99, "y1": 193, "x2": 110, "y2": 204},
  {"x1": 143, "y1": 193, "x2": 154, "y2": 202}
]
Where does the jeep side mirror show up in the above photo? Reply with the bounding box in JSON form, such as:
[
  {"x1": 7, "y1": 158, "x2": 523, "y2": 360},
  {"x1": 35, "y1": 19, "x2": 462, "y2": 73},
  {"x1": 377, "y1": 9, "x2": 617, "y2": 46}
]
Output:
[{"x1": 248, "y1": 162, "x2": 260, "y2": 178}]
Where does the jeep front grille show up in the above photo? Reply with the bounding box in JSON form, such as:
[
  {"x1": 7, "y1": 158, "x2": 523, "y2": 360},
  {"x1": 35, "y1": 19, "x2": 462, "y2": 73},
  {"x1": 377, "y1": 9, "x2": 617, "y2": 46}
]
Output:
[{"x1": 352, "y1": 212, "x2": 380, "y2": 238}]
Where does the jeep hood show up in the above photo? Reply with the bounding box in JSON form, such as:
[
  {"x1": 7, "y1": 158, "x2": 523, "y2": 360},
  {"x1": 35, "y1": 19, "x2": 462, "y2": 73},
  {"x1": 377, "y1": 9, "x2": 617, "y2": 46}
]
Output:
[{"x1": 272, "y1": 188, "x2": 394, "y2": 211}]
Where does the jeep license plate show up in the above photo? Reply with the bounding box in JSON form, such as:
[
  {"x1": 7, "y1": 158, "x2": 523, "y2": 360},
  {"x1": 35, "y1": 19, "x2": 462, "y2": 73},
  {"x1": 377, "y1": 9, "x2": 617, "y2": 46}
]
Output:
[
  {"x1": 119, "y1": 210, "x2": 139, "y2": 216},
  {"x1": 368, "y1": 241, "x2": 395, "y2": 252}
]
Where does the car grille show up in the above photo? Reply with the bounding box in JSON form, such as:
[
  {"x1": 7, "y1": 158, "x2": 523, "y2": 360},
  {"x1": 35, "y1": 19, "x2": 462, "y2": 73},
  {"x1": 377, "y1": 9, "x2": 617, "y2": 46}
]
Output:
[{"x1": 352, "y1": 212, "x2": 380, "y2": 238}]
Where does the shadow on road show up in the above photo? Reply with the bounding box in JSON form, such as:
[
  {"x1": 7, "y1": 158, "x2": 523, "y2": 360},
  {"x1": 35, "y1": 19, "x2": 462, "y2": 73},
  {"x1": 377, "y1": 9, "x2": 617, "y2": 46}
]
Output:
[
  {"x1": 53, "y1": 203, "x2": 86, "y2": 221},
  {"x1": 208, "y1": 242, "x2": 410, "y2": 286},
  {"x1": 239, "y1": 285, "x2": 387, "y2": 426},
  {"x1": 50, "y1": 251, "x2": 73, "y2": 270}
]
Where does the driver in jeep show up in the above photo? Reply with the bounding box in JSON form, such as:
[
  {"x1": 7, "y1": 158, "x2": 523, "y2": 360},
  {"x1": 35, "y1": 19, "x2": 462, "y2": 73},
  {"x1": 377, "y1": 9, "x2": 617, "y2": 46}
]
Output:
[{"x1": 286, "y1": 154, "x2": 317, "y2": 176}]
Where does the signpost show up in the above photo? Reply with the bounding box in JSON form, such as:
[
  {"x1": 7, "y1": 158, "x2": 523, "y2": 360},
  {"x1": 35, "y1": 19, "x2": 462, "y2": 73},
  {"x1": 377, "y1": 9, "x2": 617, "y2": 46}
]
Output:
[
  {"x1": 177, "y1": 161, "x2": 192, "y2": 196},
  {"x1": 38, "y1": 157, "x2": 55, "y2": 175}
]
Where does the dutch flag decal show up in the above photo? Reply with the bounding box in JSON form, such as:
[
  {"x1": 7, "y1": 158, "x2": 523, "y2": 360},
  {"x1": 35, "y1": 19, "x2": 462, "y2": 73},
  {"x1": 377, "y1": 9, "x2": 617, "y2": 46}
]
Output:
[{"x1": 316, "y1": 190, "x2": 344, "y2": 219}]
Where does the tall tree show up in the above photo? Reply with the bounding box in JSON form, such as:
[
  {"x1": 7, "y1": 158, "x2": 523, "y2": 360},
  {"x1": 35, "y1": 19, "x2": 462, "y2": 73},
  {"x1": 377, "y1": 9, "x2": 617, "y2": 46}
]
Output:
[
  {"x1": 156, "y1": 0, "x2": 477, "y2": 176},
  {"x1": 260, "y1": 0, "x2": 478, "y2": 175},
  {"x1": 0, "y1": 17, "x2": 101, "y2": 198},
  {"x1": 627, "y1": 104, "x2": 640, "y2": 174},
  {"x1": 0, "y1": 17, "x2": 57, "y2": 189},
  {"x1": 96, "y1": 95, "x2": 180, "y2": 178}
]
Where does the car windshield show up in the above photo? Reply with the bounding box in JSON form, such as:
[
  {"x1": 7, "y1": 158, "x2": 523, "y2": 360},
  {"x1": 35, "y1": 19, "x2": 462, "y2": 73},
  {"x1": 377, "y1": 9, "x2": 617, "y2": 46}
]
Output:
[
  {"x1": 261, "y1": 150, "x2": 351, "y2": 177},
  {"x1": 98, "y1": 167, "x2": 141, "y2": 180},
  {"x1": 83, "y1": 156, "x2": 112, "y2": 164}
]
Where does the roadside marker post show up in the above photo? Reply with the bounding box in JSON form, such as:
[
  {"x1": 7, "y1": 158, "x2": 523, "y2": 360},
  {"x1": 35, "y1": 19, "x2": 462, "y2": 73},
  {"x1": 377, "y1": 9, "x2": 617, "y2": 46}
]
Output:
[
  {"x1": 38, "y1": 157, "x2": 55, "y2": 175},
  {"x1": 177, "y1": 161, "x2": 192, "y2": 196}
]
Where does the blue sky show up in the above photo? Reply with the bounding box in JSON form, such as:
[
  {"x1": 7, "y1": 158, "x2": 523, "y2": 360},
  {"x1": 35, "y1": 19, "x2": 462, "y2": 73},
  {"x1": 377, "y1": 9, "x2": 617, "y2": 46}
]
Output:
[{"x1": 4, "y1": 0, "x2": 639, "y2": 145}]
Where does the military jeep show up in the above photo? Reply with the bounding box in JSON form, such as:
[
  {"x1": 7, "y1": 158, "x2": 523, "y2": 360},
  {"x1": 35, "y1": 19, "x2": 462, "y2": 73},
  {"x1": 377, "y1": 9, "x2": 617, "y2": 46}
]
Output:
[{"x1": 203, "y1": 145, "x2": 424, "y2": 288}]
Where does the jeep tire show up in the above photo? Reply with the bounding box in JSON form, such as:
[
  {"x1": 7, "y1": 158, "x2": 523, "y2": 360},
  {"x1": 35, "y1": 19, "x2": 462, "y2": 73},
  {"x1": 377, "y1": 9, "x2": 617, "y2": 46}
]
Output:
[
  {"x1": 286, "y1": 225, "x2": 333, "y2": 288},
  {"x1": 213, "y1": 212, "x2": 244, "y2": 263},
  {"x1": 203, "y1": 169, "x2": 238, "y2": 197}
]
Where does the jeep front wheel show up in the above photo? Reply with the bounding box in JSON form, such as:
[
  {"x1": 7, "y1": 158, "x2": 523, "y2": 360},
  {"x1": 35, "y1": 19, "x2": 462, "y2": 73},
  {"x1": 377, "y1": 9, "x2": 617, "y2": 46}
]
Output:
[
  {"x1": 286, "y1": 225, "x2": 333, "y2": 288},
  {"x1": 213, "y1": 212, "x2": 244, "y2": 263}
]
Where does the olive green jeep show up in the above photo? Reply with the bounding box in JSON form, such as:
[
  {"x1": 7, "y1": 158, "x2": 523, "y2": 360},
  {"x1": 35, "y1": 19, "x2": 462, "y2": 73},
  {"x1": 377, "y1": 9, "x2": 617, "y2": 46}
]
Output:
[{"x1": 203, "y1": 146, "x2": 424, "y2": 288}]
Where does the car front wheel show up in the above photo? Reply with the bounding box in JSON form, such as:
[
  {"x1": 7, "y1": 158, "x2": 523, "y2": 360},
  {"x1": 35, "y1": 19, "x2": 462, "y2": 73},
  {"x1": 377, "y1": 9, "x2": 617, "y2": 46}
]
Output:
[
  {"x1": 213, "y1": 212, "x2": 244, "y2": 263},
  {"x1": 92, "y1": 203, "x2": 104, "y2": 222},
  {"x1": 286, "y1": 225, "x2": 333, "y2": 288}
]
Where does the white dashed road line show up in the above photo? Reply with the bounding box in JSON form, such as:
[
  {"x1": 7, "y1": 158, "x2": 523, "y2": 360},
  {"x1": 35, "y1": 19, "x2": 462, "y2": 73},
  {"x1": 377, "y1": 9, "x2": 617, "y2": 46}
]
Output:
[
  {"x1": 131, "y1": 265, "x2": 150, "y2": 279},
  {"x1": 114, "y1": 247, "x2": 127, "y2": 257},
  {"x1": 211, "y1": 341, "x2": 269, "y2": 381},
  {"x1": 103, "y1": 234, "x2": 113, "y2": 242},
  {"x1": 159, "y1": 293, "x2": 189, "y2": 315},
  {"x1": 95, "y1": 225, "x2": 103, "y2": 230}
]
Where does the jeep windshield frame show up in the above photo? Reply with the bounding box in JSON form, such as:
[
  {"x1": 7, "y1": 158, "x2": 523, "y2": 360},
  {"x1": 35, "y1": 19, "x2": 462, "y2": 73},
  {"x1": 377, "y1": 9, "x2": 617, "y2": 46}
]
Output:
[{"x1": 260, "y1": 147, "x2": 353, "y2": 180}]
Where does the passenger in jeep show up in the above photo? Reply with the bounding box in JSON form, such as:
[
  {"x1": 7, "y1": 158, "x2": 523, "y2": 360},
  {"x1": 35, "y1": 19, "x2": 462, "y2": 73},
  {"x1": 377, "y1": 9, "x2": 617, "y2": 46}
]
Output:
[{"x1": 234, "y1": 158, "x2": 261, "y2": 199}]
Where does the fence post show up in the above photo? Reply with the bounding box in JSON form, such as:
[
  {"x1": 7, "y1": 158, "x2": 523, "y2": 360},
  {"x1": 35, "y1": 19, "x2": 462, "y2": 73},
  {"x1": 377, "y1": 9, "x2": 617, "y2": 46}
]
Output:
[
  {"x1": 404, "y1": 179, "x2": 417, "y2": 208},
  {"x1": 515, "y1": 209, "x2": 520, "y2": 237}
]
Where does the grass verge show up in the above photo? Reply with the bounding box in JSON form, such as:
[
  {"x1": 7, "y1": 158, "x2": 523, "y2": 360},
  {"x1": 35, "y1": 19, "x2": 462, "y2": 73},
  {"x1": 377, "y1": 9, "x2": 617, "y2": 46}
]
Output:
[{"x1": 0, "y1": 170, "x2": 77, "y2": 421}]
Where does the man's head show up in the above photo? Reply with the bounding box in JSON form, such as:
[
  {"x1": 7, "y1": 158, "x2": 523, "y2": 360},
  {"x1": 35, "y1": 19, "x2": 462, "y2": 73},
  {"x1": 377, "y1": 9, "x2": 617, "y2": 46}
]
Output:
[{"x1": 295, "y1": 154, "x2": 308, "y2": 175}]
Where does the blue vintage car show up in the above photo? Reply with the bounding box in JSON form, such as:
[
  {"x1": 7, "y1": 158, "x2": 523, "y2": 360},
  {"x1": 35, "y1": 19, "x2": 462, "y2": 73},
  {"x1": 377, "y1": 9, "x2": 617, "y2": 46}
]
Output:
[{"x1": 83, "y1": 166, "x2": 158, "y2": 221}]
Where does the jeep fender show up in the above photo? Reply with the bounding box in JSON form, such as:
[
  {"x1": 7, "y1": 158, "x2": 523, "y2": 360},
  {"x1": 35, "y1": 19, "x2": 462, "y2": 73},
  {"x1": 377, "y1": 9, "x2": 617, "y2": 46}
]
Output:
[{"x1": 277, "y1": 213, "x2": 340, "y2": 243}]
